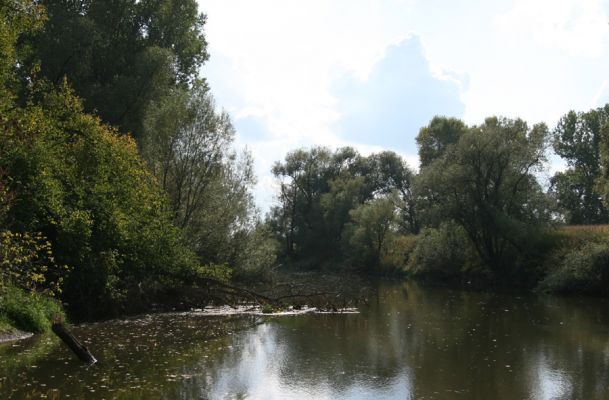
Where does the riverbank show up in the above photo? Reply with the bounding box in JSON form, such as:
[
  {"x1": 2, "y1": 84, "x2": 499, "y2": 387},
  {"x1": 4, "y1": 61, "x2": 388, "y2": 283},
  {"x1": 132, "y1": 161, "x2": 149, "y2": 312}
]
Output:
[
  {"x1": 398, "y1": 225, "x2": 609, "y2": 297},
  {"x1": 0, "y1": 328, "x2": 33, "y2": 343}
]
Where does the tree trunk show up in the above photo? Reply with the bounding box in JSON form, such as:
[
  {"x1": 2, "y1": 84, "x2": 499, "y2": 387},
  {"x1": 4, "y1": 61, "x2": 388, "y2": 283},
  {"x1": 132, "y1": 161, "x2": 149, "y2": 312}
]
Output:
[{"x1": 52, "y1": 323, "x2": 97, "y2": 364}]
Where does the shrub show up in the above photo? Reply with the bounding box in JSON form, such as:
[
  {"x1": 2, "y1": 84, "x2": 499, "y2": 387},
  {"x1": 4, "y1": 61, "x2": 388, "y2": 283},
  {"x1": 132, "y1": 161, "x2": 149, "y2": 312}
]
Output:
[
  {"x1": 406, "y1": 222, "x2": 476, "y2": 279},
  {"x1": 1, "y1": 83, "x2": 200, "y2": 319},
  {"x1": 538, "y1": 240, "x2": 609, "y2": 295},
  {"x1": 379, "y1": 234, "x2": 418, "y2": 275}
]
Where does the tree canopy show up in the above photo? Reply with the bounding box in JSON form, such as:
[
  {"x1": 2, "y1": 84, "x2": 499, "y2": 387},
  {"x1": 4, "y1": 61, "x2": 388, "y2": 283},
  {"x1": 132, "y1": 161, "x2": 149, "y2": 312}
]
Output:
[
  {"x1": 414, "y1": 117, "x2": 550, "y2": 276},
  {"x1": 551, "y1": 106, "x2": 609, "y2": 224},
  {"x1": 20, "y1": 0, "x2": 208, "y2": 138}
]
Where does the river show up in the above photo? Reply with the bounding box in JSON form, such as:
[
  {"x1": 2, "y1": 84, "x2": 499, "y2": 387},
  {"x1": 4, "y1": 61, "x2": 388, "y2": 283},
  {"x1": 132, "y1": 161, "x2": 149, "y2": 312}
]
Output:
[{"x1": 1, "y1": 282, "x2": 609, "y2": 399}]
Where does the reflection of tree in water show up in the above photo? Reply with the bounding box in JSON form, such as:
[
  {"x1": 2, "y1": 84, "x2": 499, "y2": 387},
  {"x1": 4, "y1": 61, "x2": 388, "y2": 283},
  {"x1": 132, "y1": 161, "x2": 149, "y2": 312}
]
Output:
[
  {"x1": 522, "y1": 296, "x2": 609, "y2": 399},
  {"x1": 3, "y1": 286, "x2": 609, "y2": 399},
  {"x1": 202, "y1": 313, "x2": 413, "y2": 398},
  {"x1": 203, "y1": 283, "x2": 609, "y2": 399},
  {"x1": 394, "y1": 283, "x2": 609, "y2": 399}
]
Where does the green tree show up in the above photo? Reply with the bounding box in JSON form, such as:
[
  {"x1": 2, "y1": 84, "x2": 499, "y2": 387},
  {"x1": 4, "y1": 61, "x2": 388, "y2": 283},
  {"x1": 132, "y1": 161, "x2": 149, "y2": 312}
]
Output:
[
  {"x1": 270, "y1": 147, "x2": 416, "y2": 270},
  {"x1": 271, "y1": 147, "x2": 334, "y2": 260},
  {"x1": 364, "y1": 151, "x2": 418, "y2": 233},
  {"x1": 142, "y1": 85, "x2": 273, "y2": 276},
  {"x1": 1, "y1": 80, "x2": 198, "y2": 318},
  {"x1": 346, "y1": 194, "x2": 399, "y2": 271},
  {"x1": 414, "y1": 117, "x2": 549, "y2": 277},
  {"x1": 416, "y1": 116, "x2": 467, "y2": 168},
  {"x1": 551, "y1": 106, "x2": 609, "y2": 224},
  {"x1": 20, "y1": 0, "x2": 208, "y2": 138}
]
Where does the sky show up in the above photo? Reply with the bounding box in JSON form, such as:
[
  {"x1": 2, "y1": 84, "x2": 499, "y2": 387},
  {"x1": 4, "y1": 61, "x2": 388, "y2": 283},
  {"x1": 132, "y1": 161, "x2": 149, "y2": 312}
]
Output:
[{"x1": 198, "y1": 0, "x2": 609, "y2": 212}]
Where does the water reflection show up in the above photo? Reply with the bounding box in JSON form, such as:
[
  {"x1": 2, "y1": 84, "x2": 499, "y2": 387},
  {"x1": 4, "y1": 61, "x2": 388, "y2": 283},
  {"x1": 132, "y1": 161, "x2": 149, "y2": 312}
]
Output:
[{"x1": 1, "y1": 282, "x2": 609, "y2": 399}]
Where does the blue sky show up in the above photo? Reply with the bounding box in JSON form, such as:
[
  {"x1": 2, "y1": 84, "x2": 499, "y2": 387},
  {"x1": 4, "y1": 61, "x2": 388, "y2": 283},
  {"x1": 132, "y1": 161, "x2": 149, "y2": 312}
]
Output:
[{"x1": 198, "y1": 0, "x2": 609, "y2": 211}]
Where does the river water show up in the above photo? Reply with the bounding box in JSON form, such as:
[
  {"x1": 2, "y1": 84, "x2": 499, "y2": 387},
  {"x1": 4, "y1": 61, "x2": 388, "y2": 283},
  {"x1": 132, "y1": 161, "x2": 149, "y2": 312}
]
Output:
[{"x1": 1, "y1": 282, "x2": 609, "y2": 399}]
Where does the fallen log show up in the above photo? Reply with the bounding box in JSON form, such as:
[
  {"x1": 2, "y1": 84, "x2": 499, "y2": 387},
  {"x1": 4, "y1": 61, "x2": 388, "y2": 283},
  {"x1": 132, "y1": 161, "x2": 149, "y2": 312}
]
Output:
[{"x1": 52, "y1": 323, "x2": 97, "y2": 364}]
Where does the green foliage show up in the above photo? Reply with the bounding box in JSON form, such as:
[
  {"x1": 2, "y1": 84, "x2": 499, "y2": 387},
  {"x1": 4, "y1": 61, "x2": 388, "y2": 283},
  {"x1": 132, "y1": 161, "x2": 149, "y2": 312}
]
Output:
[
  {"x1": 346, "y1": 194, "x2": 399, "y2": 271},
  {"x1": 538, "y1": 238, "x2": 609, "y2": 295},
  {"x1": 380, "y1": 234, "x2": 418, "y2": 274},
  {"x1": 142, "y1": 84, "x2": 275, "y2": 277},
  {"x1": 230, "y1": 224, "x2": 278, "y2": 281},
  {"x1": 0, "y1": 0, "x2": 46, "y2": 105},
  {"x1": 20, "y1": 0, "x2": 209, "y2": 137},
  {"x1": 1, "y1": 82, "x2": 198, "y2": 318},
  {"x1": 416, "y1": 116, "x2": 467, "y2": 168},
  {"x1": 551, "y1": 106, "x2": 609, "y2": 224},
  {"x1": 0, "y1": 0, "x2": 276, "y2": 322},
  {"x1": 0, "y1": 285, "x2": 64, "y2": 333},
  {"x1": 414, "y1": 117, "x2": 550, "y2": 277},
  {"x1": 406, "y1": 222, "x2": 476, "y2": 280},
  {"x1": 0, "y1": 230, "x2": 68, "y2": 297},
  {"x1": 270, "y1": 146, "x2": 416, "y2": 272},
  {"x1": 192, "y1": 264, "x2": 233, "y2": 284}
]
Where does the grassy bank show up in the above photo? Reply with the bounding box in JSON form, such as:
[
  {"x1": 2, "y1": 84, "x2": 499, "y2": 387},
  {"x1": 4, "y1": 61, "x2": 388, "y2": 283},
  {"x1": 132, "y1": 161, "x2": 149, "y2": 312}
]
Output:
[{"x1": 0, "y1": 286, "x2": 65, "y2": 335}]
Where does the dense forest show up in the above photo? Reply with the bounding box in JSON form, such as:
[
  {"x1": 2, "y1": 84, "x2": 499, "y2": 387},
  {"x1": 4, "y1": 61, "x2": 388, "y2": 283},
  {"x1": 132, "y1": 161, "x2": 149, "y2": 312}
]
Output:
[{"x1": 1, "y1": 0, "x2": 609, "y2": 335}]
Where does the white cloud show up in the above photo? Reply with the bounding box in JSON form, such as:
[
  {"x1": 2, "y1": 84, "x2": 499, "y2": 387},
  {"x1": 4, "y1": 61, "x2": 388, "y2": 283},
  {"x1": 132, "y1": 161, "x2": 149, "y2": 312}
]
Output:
[
  {"x1": 495, "y1": 0, "x2": 609, "y2": 58},
  {"x1": 199, "y1": 0, "x2": 609, "y2": 210}
]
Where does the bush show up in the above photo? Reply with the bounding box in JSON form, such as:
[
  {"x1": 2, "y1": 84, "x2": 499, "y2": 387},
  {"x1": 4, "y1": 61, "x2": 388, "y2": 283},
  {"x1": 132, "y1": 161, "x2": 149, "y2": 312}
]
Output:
[
  {"x1": 379, "y1": 234, "x2": 418, "y2": 275},
  {"x1": 0, "y1": 285, "x2": 65, "y2": 333},
  {"x1": 406, "y1": 222, "x2": 477, "y2": 280},
  {"x1": 538, "y1": 240, "x2": 609, "y2": 295},
  {"x1": 230, "y1": 224, "x2": 278, "y2": 282}
]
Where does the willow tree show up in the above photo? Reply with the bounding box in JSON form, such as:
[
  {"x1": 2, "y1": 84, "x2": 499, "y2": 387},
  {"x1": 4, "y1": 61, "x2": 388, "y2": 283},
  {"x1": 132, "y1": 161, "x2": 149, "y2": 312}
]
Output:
[{"x1": 415, "y1": 117, "x2": 550, "y2": 276}]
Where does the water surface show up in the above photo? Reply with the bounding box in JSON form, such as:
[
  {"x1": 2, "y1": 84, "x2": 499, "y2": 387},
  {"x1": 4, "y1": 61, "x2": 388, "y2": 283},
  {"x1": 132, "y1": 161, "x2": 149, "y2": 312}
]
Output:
[{"x1": 2, "y1": 282, "x2": 609, "y2": 399}]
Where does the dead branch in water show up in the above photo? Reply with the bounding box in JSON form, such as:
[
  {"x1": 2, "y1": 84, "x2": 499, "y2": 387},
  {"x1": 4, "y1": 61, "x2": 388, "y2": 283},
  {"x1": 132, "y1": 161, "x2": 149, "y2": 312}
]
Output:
[{"x1": 52, "y1": 322, "x2": 97, "y2": 364}]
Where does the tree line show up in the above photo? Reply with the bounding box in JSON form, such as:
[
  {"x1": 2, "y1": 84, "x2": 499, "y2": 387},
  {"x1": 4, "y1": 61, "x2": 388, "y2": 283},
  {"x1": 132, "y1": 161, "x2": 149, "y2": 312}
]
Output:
[{"x1": 268, "y1": 111, "x2": 609, "y2": 293}]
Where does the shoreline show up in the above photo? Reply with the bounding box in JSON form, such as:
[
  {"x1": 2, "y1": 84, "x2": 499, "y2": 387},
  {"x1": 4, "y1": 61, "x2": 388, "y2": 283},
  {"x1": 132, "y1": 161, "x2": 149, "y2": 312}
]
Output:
[{"x1": 0, "y1": 329, "x2": 33, "y2": 344}]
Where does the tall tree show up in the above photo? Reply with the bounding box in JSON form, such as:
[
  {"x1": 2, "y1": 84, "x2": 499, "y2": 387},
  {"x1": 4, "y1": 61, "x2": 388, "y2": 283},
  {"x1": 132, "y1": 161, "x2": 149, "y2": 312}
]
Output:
[
  {"x1": 20, "y1": 0, "x2": 208, "y2": 138},
  {"x1": 551, "y1": 106, "x2": 609, "y2": 224},
  {"x1": 414, "y1": 117, "x2": 549, "y2": 276},
  {"x1": 416, "y1": 116, "x2": 467, "y2": 168},
  {"x1": 142, "y1": 85, "x2": 272, "y2": 273}
]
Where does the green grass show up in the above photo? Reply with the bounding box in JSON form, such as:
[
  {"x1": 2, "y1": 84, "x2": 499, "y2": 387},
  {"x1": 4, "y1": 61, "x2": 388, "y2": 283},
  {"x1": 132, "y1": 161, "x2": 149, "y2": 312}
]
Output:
[
  {"x1": 0, "y1": 286, "x2": 65, "y2": 333},
  {"x1": 0, "y1": 315, "x2": 15, "y2": 334}
]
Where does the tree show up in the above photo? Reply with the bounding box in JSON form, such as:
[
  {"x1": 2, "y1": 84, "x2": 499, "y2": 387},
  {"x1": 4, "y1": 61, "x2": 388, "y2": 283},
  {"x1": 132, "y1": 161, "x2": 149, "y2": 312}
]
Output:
[
  {"x1": 143, "y1": 85, "x2": 235, "y2": 230},
  {"x1": 364, "y1": 151, "x2": 418, "y2": 233},
  {"x1": 142, "y1": 85, "x2": 272, "y2": 275},
  {"x1": 0, "y1": 78, "x2": 202, "y2": 318},
  {"x1": 270, "y1": 147, "x2": 416, "y2": 270},
  {"x1": 414, "y1": 117, "x2": 549, "y2": 277},
  {"x1": 271, "y1": 147, "x2": 334, "y2": 260},
  {"x1": 346, "y1": 194, "x2": 399, "y2": 271},
  {"x1": 20, "y1": 0, "x2": 208, "y2": 138},
  {"x1": 551, "y1": 106, "x2": 609, "y2": 224},
  {"x1": 416, "y1": 116, "x2": 467, "y2": 168}
]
